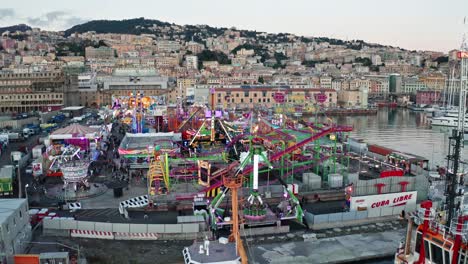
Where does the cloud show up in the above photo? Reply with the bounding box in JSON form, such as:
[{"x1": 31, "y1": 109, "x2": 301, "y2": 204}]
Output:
[
  {"x1": 26, "y1": 11, "x2": 87, "y2": 30},
  {"x1": 0, "y1": 8, "x2": 15, "y2": 19}
]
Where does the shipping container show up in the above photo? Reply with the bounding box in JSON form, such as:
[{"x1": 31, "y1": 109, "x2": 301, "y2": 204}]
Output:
[
  {"x1": 328, "y1": 173, "x2": 343, "y2": 188},
  {"x1": 14, "y1": 254, "x2": 40, "y2": 264},
  {"x1": 32, "y1": 145, "x2": 45, "y2": 159},
  {"x1": 302, "y1": 172, "x2": 322, "y2": 190},
  {"x1": 367, "y1": 144, "x2": 393, "y2": 156}
]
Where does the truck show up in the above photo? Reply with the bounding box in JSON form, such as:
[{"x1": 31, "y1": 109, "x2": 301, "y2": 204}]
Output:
[
  {"x1": 40, "y1": 123, "x2": 58, "y2": 133},
  {"x1": 0, "y1": 165, "x2": 14, "y2": 196},
  {"x1": 7, "y1": 132, "x2": 24, "y2": 142},
  {"x1": 0, "y1": 134, "x2": 8, "y2": 146},
  {"x1": 32, "y1": 145, "x2": 45, "y2": 159},
  {"x1": 25, "y1": 124, "x2": 41, "y2": 134},
  {"x1": 50, "y1": 114, "x2": 65, "y2": 123},
  {"x1": 23, "y1": 128, "x2": 35, "y2": 138}
]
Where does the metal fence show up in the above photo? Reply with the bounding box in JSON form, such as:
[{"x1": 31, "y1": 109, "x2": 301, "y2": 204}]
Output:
[
  {"x1": 352, "y1": 176, "x2": 416, "y2": 196},
  {"x1": 305, "y1": 202, "x2": 416, "y2": 227},
  {"x1": 43, "y1": 218, "x2": 203, "y2": 239}
]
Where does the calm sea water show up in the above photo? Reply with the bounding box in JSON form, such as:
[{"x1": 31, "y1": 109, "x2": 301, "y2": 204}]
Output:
[{"x1": 326, "y1": 108, "x2": 468, "y2": 168}]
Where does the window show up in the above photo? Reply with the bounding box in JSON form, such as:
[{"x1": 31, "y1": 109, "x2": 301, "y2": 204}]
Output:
[
  {"x1": 262, "y1": 91, "x2": 267, "y2": 97},
  {"x1": 430, "y1": 243, "x2": 443, "y2": 264},
  {"x1": 249, "y1": 99, "x2": 253, "y2": 103},
  {"x1": 258, "y1": 99, "x2": 261, "y2": 103},
  {"x1": 254, "y1": 93, "x2": 257, "y2": 97},
  {"x1": 218, "y1": 99, "x2": 221, "y2": 103},
  {"x1": 19, "y1": 210, "x2": 22, "y2": 218},
  {"x1": 240, "y1": 99, "x2": 244, "y2": 103},
  {"x1": 236, "y1": 93, "x2": 239, "y2": 97},
  {"x1": 415, "y1": 233, "x2": 422, "y2": 254},
  {"x1": 424, "y1": 241, "x2": 430, "y2": 260},
  {"x1": 244, "y1": 91, "x2": 249, "y2": 97}
]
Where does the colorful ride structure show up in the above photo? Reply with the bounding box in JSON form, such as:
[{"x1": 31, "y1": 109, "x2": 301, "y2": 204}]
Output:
[
  {"x1": 48, "y1": 145, "x2": 90, "y2": 190},
  {"x1": 147, "y1": 145, "x2": 170, "y2": 196}
]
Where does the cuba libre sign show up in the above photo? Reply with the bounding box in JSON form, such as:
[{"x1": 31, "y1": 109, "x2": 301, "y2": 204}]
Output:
[{"x1": 350, "y1": 191, "x2": 417, "y2": 211}]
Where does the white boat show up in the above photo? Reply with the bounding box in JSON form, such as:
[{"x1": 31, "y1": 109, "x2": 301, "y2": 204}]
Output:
[
  {"x1": 423, "y1": 105, "x2": 438, "y2": 113},
  {"x1": 431, "y1": 116, "x2": 468, "y2": 128}
]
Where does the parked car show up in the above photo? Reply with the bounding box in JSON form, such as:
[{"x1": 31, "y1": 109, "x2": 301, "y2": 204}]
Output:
[{"x1": 25, "y1": 165, "x2": 33, "y2": 174}]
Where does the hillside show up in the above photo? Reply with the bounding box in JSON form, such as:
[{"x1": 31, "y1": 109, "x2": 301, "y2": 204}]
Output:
[
  {"x1": 63, "y1": 17, "x2": 387, "y2": 50},
  {"x1": 0, "y1": 24, "x2": 32, "y2": 34}
]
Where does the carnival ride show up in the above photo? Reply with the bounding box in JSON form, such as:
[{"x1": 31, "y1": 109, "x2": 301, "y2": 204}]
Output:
[{"x1": 47, "y1": 145, "x2": 90, "y2": 189}]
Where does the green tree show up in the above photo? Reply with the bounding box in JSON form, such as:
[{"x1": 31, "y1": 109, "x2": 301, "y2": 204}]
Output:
[{"x1": 258, "y1": 77, "x2": 265, "y2": 84}]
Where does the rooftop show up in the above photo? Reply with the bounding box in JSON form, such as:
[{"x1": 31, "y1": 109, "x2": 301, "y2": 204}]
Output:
[
  {"x1": 0, "y1": 199, "x2": 27, "y2": 225},
  {"x1": 62, "y1": 106, "x2": 85, "y2": 111},
  {"x1": 184, "y1": 241, "x2": 240, "y2": 263},
  {"x1": 119, "y1": 132, "x2": 182, "y2": 152}
]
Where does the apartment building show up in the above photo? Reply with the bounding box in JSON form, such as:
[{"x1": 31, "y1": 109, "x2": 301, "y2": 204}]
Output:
[
  {"x1": 0, "y1": 199, "x2": 32, "y2": 264},
  {"x1": 0, "y1": 71, "x2": 66, "y2": 113},
  {"x1": 85, "y1": 46, "x2": 115, "y2": 60},
  {"x1": 419, "y1": 74, "x2": 446, "y2": 91},
  {"x1": 214, "y1": 87, "x2": 337, "y2": 109}
]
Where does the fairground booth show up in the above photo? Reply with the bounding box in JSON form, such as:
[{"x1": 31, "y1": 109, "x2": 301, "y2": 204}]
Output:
[{"x1": 118, "y1": 132, "x2": 182, "y2": 177}]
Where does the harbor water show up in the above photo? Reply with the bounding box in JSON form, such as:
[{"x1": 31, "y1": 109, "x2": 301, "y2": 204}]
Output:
[{"x1": 324, "y1": 108, "x2": 468, "y2": 169}]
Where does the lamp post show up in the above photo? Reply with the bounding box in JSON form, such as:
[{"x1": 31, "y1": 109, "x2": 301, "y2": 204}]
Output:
[
  {"x1": 130, "y1": 76, "x2": 142, "y2": 133},
  {"x1": 17, "y1": 164, "x2": 22, "y2": 198},
  {"x1": 25, "y1": 184, "x2": 29, "y2": 203}
]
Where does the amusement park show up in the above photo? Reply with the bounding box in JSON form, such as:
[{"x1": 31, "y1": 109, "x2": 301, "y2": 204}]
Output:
[{"x1": 16, "y1": 79, "x2": 449, "y2": 264}]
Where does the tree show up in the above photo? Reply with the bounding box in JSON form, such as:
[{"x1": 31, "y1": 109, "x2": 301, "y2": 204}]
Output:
[
  {"x1": 197, "y1": 50, "x2": 231, "y2": 68},
  {"x1": 258, "y1": 77, "x2": 264, "y2": 84},
  {"x1": 354, "y1": 57, "x2": 371, "y2": 67}
]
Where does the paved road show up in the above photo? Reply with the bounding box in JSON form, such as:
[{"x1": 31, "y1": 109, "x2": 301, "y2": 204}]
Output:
[{"x1": 0, "y1": 133, "x2": 41, "y2": 199}]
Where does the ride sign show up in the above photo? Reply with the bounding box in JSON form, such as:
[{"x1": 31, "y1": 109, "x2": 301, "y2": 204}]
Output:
[
  {"x1": 273, "y1": 92, "x2": 285, "y2": 103},
  {"x1": 314, "y1": 92, "x2": 327, "y2": 103},
  {"x1": 349, "y1": 191, "x2": 417, "y2": 211}
]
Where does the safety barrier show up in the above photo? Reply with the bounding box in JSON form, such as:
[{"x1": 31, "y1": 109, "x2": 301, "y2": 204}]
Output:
[
  {"x1": 114, "y1": 232, "x2": 159, "y2": 240},
  {"x1": 67, "y1": 202, "x2": 82, "y2": 211},
  {"x1": 119, "y1": 195, "x2": 149, "y2": 215},
  {"x1": 43, "y1": 218, "x2": 201, "y2": 240},
  {"x1": 71, "y1": 229, "x2": 114, "y2": 239}
]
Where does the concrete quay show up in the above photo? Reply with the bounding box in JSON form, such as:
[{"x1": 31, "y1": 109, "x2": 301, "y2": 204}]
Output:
[{"x1": 249, "y1": 229, "x2": 404, "y2": 264}]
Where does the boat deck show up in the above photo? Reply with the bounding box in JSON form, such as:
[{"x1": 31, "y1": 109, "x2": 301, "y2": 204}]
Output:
[{"x1": 184, "y1": 241, "x2": 240, "y2": 264}]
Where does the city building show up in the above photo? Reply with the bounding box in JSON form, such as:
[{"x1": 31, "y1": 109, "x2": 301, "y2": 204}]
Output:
[
  {"x1": 100, "y1": 68, "x2": 172, "y2": 107},
  {"x1": 76, "y1": 73, "x2": 100, "y2": 107},
  {"x1": 416, "y1": 90, "x2": 441, "y2": 105},
  {"x1": 419, "y1": 74, "x2": 446, "y2": 91},
  {"x1": 214, "y1": 86, "x2": 337, "y2": 109},
  {"x1": 337, "y1": 88, "x2": 368, "y2": 108},
  {"x1": 85, "y1": 46, "x2": 115, "y2": 60},
  {"x1": 371, "y1": 55, "x2": 382, "y2": 66},
  {"x1": 0, "y1": 199, "x2": 32, "y2": 264},
  {"x1": 0, "y1": 71, "x2": 67, "y2": 113},
  {"x1": 402, "y1": 76, "x2": 429, "y2": 94},
  {"x1": 186, "y1": 55, "x2": 198, "y2": 70},
  {"x1": 389, "y1": 74, "x2": 402, "y2": 94}
]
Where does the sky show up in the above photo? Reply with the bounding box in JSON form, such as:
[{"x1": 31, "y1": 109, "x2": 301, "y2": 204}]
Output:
[{"x1": 0, "y1": 0, "x2": 467, "y2": 52}]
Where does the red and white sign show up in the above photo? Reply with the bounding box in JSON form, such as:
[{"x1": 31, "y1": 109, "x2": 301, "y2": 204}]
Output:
[
  {"x1": 350, "y1": 191, "x2": 417, "y2": 211},
  {"x1": 457, "y1": 51, "x2": 468, "y2": 59},
  {"x1": 32, "y1": 162, "x2": 43, "y2": 177}
]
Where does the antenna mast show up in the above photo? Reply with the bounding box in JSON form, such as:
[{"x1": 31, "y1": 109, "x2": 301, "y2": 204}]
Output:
[{"x1": 446, "y1": 17, "x2": 468, "y2": 225}]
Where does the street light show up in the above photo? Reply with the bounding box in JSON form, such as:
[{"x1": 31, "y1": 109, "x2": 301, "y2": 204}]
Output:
[{"x1": 25, "y1": 184, "x2": 29, "y2": 203}]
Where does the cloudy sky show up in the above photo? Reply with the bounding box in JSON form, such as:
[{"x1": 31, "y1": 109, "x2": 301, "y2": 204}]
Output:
[{"x1": 0, "y1": 0, "x2": 467, "y2": 52}]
